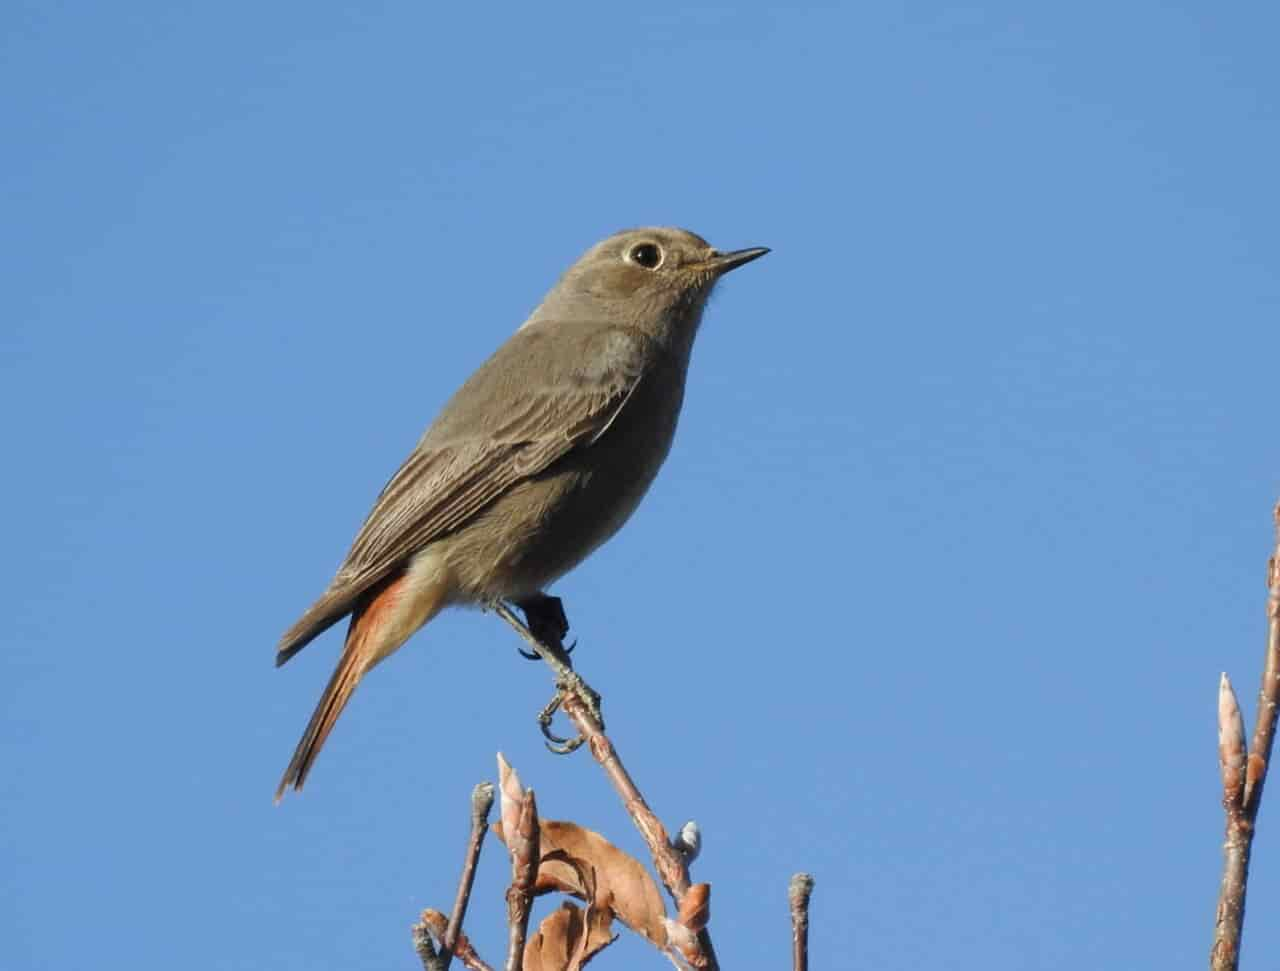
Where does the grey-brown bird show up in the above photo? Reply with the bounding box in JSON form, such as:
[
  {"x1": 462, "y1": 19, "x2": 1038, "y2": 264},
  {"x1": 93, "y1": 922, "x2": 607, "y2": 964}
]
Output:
[{"x1": 274, "y1": 227, "x2": 768, "y2": 800}]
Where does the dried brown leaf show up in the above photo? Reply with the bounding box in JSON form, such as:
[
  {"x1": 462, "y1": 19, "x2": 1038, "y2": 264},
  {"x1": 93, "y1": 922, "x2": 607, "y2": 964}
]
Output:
[
  {"x1": 540, "y1": 821, "x2": 668, "y2": 947},
  {"x1": 523, "y1": 901, "x2": 615, "y2": 971},
  {"x1": 494, "y1": 819, "x2": 668, "y2": 948}
]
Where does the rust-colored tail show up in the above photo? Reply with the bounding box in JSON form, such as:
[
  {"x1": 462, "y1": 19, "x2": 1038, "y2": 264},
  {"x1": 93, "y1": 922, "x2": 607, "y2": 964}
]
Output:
[
  {"x1": 275, "y1": 563, "x2": 449, "y2": 802},
  {"x1": 274, "y1": 620, "x2": 369, "y2": 802},
  {"x1": 275, "y1": 575, "x2": 410, "y2": 802}
]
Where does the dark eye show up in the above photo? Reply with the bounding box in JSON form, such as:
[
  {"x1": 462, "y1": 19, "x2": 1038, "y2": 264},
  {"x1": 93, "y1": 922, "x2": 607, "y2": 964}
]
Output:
[{"x1": 629, "y1": 242, "x2": 662, "y2": 269}]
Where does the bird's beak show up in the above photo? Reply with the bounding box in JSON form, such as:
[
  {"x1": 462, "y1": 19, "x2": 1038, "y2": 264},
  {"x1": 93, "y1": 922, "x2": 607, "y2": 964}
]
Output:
[{"x1": 705, "y1": 246, "x2": 770, "y2": 275}]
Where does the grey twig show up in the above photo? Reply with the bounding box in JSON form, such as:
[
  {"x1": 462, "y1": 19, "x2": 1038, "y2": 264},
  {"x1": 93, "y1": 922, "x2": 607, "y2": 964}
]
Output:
[
  {"x1": 503, "y1": 787, "x2": 540, "y2": 971},
  {"x1": 459, "y1": 942, "x2": 495, "y2": 971},
  {"x1": 1244, "y1": 505, "x2": 1280, "y2": 815},
  {"x1": 495, "y1": 605, "x2": 720, "y2": 971},
  {"x1": 415, "y1": 910, "x2": 496, "y2": 971},
  {"x1": 439, "y1": 783, "x2": 496, "y2": 971},
  {"x1": 414, "y1": 784, "x2": 496, "y2": 971},
  {"x1": 453, "y1": 940, "x2": 496, "y2": 971},
  {"x1": 1210, "y1": 501, "x2": 1280, "y2": 971},
  {"x1": 789, "y1": 873, "x2": 815, "y2": 971}
]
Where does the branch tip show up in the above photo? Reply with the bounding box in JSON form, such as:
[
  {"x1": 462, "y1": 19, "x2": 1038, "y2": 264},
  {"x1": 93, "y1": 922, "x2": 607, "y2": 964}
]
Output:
[{"x1": 788, "y1": 872, "x2": 814, "y2": 971}]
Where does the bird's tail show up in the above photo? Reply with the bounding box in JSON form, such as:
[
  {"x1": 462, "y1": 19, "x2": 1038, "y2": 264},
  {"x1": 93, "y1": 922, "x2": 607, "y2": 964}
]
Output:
[
  {"x1": 274, "y1": 565, "x2": 448, "y2": 802},
  {"x1": 274, "y1": 617, "x2": 370, "y2": 803}
]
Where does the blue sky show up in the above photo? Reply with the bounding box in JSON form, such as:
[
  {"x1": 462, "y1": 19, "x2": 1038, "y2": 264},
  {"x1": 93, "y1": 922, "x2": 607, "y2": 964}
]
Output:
[{"x1": 3, "y1": 2, "x2": 1279, "y2": 968}]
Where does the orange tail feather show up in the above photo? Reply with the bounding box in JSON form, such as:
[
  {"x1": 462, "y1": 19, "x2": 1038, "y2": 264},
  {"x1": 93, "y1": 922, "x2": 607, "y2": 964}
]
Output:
[
  {"x1": 275, "y1": 578, "x2": 407, "y2": 802},
  {"x1": 274, "y1": 635, "x2": 366, "y2": 802},
  {"x1": 275, "y1": 559, "x2": 451, "y2": 802}
]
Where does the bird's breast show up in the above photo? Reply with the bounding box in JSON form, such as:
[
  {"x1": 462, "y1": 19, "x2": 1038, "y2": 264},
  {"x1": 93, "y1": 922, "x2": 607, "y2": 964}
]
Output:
[{"x1": 444, "y1": 358, "x2": 688, "y2": 600}]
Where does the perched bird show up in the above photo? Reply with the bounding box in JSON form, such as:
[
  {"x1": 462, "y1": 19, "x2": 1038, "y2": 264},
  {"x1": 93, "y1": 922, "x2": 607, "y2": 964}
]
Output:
[{"x1": 275, "y1": 227, "x2": 768, "y2": 800}]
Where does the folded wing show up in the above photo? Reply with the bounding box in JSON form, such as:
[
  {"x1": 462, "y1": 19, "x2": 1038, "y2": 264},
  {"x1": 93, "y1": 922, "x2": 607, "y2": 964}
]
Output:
[{"x1": 275, "y1": 324, "x2": 655, "y2": 664}]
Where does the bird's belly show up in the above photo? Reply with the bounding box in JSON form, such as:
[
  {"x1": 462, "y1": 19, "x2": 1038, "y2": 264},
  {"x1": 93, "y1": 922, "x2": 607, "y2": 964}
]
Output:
[{"x1": 443, "y1": 374, "x2": 683, "y2": 600}]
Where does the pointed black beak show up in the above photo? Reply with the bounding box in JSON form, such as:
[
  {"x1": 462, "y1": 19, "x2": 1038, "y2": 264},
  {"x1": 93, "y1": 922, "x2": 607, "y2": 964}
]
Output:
[{"x1": 706, "y1": 246, "x2": 770, "y2": 275}]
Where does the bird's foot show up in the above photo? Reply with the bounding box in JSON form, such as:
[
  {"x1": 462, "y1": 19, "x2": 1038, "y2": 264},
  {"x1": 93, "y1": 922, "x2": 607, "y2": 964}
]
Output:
[
  {"x1": 491, "y1": 599, "x2": 602, "y2": 755},
  {"x1": 513, "y1": 594, "x2": 573, "y2": 660},
  {"x1": 538, "y1": 674, "x2": 604, "y2": 754}
]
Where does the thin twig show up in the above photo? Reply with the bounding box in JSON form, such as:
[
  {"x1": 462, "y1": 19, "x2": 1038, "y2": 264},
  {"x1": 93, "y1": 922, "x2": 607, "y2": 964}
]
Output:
[
  {"x1": 452, "y1": 935, "x2": 497, "y2": 971},
  {"x1": 454, "y1": 937, "x2": 496, "y2": 971},
  {"x1": 504, "y1": 788, "x2": 540, "y2": 971},
  {"x1": 416, "y1": 911, "x2": 497, "y2": 971},
  {"x1": 1210, "y1": 501, "x2": 1280, "y2": 971},
  {"x1": 494, "y1": 606, "x2": 720, "y2": 971},
  {"x1": 437, "y1": 782, "x2": 495, "y2": 971},
  {"x1": 789, "y1": 873, "x2": 815, "y2": 971},
  {"x1": 1244, "y1": 503, "x2": 1280, "y2": 813},
  {"x1": 566, "y1": 696, "x2": 719, "y2": 970}
]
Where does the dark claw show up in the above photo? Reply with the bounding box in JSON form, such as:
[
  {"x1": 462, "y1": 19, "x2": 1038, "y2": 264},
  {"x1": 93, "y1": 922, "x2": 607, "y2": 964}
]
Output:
[
  {"x1": 521, "y1": 638, "x2": 574, "y2": 661},
  {"x1": 540, "y1": 719, "x2": 573, "y2": 747},
  {"x1": 545, "y1": 735, "x2": 586, "y2": 755},
  {"x1": 539, "y1": 713, "x2": 585, "y2": 753},
  {"x1": 537, "y1": 689, "x2": 587, "y2": 753}
]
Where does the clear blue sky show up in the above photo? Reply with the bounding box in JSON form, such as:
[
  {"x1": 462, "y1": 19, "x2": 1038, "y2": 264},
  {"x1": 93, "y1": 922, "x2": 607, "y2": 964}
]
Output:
[{"x1": 4, "y1": 2, "x2": 1278, "y2": 968}]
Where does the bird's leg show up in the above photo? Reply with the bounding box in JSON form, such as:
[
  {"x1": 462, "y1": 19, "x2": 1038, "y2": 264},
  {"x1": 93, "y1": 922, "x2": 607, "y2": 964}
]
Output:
[
  {"x1": 492, "y1": 600, "x2": 602, "y2": 754},
  {"x1": 512, "y1": 593, "x2": 573, "y2": 660}
]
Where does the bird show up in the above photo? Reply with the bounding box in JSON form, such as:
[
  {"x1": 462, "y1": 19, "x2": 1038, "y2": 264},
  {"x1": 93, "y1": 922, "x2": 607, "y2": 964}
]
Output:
[{"x1": 274, "y1": 227, "x2": 768, "y2": 800}]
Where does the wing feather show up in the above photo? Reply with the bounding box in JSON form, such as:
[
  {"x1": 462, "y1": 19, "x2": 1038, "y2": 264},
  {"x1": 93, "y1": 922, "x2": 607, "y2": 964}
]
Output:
[{"x1": 276, "y1": 325, "x2": 654, "y2": 663}]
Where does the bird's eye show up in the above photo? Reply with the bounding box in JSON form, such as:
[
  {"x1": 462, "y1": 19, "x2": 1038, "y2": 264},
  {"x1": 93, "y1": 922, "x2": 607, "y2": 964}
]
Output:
[{"x1": 628, "y1": 242, "x2": 663, "y2": 269}]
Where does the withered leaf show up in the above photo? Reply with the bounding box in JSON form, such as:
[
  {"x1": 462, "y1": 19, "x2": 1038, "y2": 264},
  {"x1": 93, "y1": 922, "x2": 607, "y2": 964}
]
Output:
[
  {"x1": 495, "y1": 819, "x2": 668, "y2": 948},
  {"x1": 523, "y1": 901, "x2": 615, "y2": 971}
]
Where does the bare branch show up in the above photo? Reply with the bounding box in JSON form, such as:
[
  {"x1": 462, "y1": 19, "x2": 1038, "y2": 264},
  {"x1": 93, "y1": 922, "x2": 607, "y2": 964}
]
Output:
[
  {"x1": 1210, "y1": 501, "x2": 1280, "y2": 971},
  {"x1": 559, "y1": 693, "x2": 697, "y2": 897},
  {"x1": 494, "y1": 603, "x2": 721, "y2": 970},
  {"x1": 454, "y1": 937, "x2": 497, "y2": 971},
  {"x1": 436, "y1": 782, "x2": 496, "y2": 971},
  {"x1": 416, "y1": 910, "x2": 496, "y2": 971},
  {"x1": 568, "y1": 707, "x2": 720, "y2": 970},
  {"x1": 788, "y1": 873, "x2": 815, "y2": 971},
  {"x1": 1244, "y1": 502, "x2": 1280, "y2": 813}
]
